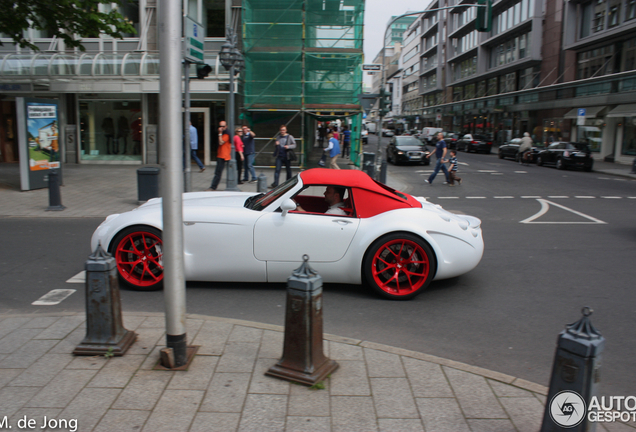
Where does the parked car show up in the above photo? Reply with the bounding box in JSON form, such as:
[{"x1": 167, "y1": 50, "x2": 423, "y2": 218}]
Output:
[
  {"x1": 456, "y1": 134, "x2": 493, "y2": 153},
  {"x1": 386, "y1": 136, "x2": 431, "y2": 165},
  {"x1": 443, "y1": 132, "x2": 460, "y2": 149},
  {"x1": 381, "y1": 129, "x2": 395, "y2": 137},
  {"x1": 536, "y1": 142, "x2": 594, "y2": 171},
  {"x1": 498, "y1": 138, "x2": 543, "y2": 162},
  {"x1": 92, "y1": 169, "x2": 484, "y2": 300}
]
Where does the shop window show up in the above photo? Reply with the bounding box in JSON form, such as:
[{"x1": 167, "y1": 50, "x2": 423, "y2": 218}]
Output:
[
  {"x1": 79, "y1": 100, "x2": 143, "y2": 162},
  {"x1": 622, "y1": 119, "x2": 636, "y2": 155}
]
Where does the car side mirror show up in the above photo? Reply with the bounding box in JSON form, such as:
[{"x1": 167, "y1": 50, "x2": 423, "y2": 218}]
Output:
[{"x1": 281, "y1": 199, "x2": 296, "y2": 216}]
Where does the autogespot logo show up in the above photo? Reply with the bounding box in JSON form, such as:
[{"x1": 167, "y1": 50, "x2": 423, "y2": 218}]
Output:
[{"x1": 549, "y1": 391, "x2": 586, "y2": 428}]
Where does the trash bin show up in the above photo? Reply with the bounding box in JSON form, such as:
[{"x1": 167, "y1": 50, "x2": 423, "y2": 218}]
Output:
[
  {"x1": 137, "y1": 167, "x2": 160, "y2": 202},
  {"x1": 363, "y1": 152, "x2": 375, "y2": 177}
]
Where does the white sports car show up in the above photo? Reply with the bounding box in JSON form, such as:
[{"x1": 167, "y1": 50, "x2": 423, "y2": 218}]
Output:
[{"x1": 91, "y1": 169, "x2": 483, "y2": 300}]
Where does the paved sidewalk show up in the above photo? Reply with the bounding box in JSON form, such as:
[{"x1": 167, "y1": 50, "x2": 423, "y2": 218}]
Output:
[{"x1": 0, "y1": 312, "x2": 551, "y2": 432}]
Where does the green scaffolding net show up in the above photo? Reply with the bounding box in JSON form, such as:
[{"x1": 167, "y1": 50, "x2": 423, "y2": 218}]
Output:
[{"x1": 242, "y1": 0, "x2": 365, "y2": 166}]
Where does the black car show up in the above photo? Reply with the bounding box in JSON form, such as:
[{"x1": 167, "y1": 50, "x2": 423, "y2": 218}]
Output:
[
  {"x1": 456, "y1": 134, "x2": 493, "y2": 153},
  {"x1": 536, "y1": 142, "x2": 594, "y2": 171},
  {"x1": 386, "y1": 136, "x2": 430, "y2": 165},
  {"x1": 498, "y1": 138, "x2": 543, "y2": 163}
]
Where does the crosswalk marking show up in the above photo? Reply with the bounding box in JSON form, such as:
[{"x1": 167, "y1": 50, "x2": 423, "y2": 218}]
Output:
[{"x1": 32, "y1": 289, "x2": 76, "y2": 306}]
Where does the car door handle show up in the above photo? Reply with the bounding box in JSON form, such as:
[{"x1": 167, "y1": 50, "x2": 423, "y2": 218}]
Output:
[{"x1": 332, "y1": 219, "x2": 353, "y2": 225}]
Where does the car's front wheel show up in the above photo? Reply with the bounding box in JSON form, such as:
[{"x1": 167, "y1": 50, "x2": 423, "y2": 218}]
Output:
[
  {"x1": 363, "y1": 233, "x2": 436, "y2": 300},
  {"x1": 536, "y1": 155, "x2": 544, "y2": 166},
  {"x1": 556, "y1": 158, "x2": 565, "y2": 170},
  {"x1": 110, "y1": 226, "x2": 164, "y2": 291}
]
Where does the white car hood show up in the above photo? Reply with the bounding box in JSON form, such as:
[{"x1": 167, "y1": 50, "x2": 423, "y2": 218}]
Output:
[{"x1": 138, "y1": 191, "x2": 257, "y2": 211}]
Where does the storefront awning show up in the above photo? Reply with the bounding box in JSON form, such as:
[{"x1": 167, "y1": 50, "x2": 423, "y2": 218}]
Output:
[
  {"x1": 606, "y1": 104, "x2": 636, "y2": 117},
  {"x1": 563, "y1": 106, "x2": 607, "y2": 119}
]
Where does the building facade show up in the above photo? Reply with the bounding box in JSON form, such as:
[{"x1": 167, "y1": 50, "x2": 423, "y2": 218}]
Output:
[
  {"x1": 374, "y1": 0, "x2": 636, "y2": 163},
  {"x1": 0, "y1": 0, "x2": 241, "y2": 168}
]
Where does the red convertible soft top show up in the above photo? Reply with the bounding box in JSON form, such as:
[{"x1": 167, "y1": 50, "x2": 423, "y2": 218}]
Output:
[{"x1": 299, "y1": 168, "x2": 421, "y2": 214}]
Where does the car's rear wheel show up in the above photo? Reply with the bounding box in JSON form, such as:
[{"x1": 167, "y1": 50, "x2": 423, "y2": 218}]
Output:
[
  {"x1": 363, "y1": 233, "x2": 436, "y2": 300},
  {"x1": 110, "y1": 226, "x2": 164, "y2": 291},
  {"x1": 498, "y1": 150, "x2": 504, "y2": 159}
]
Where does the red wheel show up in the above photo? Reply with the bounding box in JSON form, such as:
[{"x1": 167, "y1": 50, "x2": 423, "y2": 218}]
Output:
[
  {"x1": 110, "y1": 226, "x2": 163, "y2": 291},
  {"x1": 364, "y1": 233, "x2": 436, "y2": 300}
]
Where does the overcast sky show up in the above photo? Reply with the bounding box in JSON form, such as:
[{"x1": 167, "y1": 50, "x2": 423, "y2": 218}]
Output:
[{"x1": 362, "y1": 0, "x2": 433, "y2": 62}]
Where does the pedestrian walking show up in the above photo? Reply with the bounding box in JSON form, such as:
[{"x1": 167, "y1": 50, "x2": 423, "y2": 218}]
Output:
[
  {"x1": 447, "y1": 149, "x2": 462, "y2": 186},
  {"x1": 233, "y1": 127, "x2": 245, "y2": 184},
  {"x1": 206, "y1": 121, "x2": 231, "y2": 191},
  {"x1": 324, "y1": 131, "x2": 341, "y2": 169},
  {"x1": 241, "y1": 125, "x2": 257, "y2": 183},
  {"x1": 341, "y1": 125, "x2": 351, "y2": 158},
  {"x1": 424, "y1": 132, "x2": 450, "y2": 185},
  {"x1": 189, "y1": 121, "x2": 205, "y2": 172},
  {"x1": 270, "y1": 125, "x2": 296, "y2": 188}
]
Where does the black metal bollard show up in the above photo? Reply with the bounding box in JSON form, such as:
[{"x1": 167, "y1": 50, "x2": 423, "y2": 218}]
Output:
[
  {"x1": 73, "y1": 243, "x2": 136, "y2": 356},
  {"x1": 631, "y1": 158, "x2": 636, "y2": 174},
  {"x1": 379, "y1": 157, "x2": 388, "y2": 184},
  {"x1": 540, "y1": 307, "x2": 605, "y2": 431},
  {"x1": 266, "y1": 255, "x2": 338, "y2": 385},
  {"x1": 46, "y1": 169, "x2": 65, "y2": 211},
  {"x1": 257, "y1": 171, "x2": 268, "y2": 192}
]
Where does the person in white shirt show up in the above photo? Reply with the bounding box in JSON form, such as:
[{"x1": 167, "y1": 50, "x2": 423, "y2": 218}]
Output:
[{"x1": 295, "y1": 186, "x2": 347, "y2": 215}]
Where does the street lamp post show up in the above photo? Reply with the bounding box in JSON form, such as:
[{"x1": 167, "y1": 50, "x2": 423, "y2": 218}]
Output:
[{"x1": 219, "y1": 27, "x2": 244, "y2": 192}]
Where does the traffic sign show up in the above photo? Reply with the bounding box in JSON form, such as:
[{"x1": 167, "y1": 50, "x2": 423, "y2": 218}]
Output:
[
  {"x1": 577, "y1": 108, "x2": 586, "y2": 125},
  {"x1": 362, "y1": 64, "x2": 382, "y2": 71},
  {"x1": 184, "y1": 16, "x2": 206, "y2": 63}
]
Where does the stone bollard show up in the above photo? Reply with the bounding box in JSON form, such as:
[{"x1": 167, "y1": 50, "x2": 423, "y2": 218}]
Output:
[
  {"x1": 46, "y1": 169, "x2": 65, "y2": 211},
  {"x1": 73, "y1": 243, "x2": 136, "y2": 356},
  {"x1": 266, "y1": 255, "x2": 338, "y2": 385},
  {"x1": 257, "y1": 171, "x2": 268, "y2": 192},
  {"x1": 540, "y1": 307, "x2": 605, "y2": 431}
]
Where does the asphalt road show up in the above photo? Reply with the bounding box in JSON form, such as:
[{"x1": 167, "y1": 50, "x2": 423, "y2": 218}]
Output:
[{"x1": 1, "y1": 138, "x2": 634, "y2": 398}]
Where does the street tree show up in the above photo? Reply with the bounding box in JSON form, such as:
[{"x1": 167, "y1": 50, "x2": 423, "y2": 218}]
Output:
[{"x1": 0, "y1": 0, "x2": 136, "y2": 51}]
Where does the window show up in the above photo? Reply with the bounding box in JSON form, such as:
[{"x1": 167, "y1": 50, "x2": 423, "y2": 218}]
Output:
[
  {"x1": 608, "y1": 0, "x2": 621, "y2": 26},
  {"x1": 487, "y1": 77, "x2": 498, "y2": 95},
  {"x1": 628, "y1": 0, "x2": 636, "y2": 20},
  {"x1": 204, "y1": 0, "x2": 225, "y2": 37}
]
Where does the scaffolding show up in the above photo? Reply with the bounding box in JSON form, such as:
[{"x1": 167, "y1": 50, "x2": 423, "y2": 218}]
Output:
[{"x1": 242, "y1": 0, "x2": 365, "y2": 167}]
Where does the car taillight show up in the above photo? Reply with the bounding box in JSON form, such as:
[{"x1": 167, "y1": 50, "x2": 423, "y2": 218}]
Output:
[{"x1": 472, "y1": 141, "x2": 478, "y2": 144}]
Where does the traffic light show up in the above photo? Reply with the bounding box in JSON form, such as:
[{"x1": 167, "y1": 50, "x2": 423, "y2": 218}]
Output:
[
  {"x1": 475, "y1": 0, "x2": 492, "y2": 32},
  {"x1": 380, "y1": 89, "x2": 392, "y2": 116},
  {"x1": 196, "y1": 64, "x2": 212, "y2": 79}
]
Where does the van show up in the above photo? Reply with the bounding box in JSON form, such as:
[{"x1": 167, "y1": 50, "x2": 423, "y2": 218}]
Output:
[
  {"x1": 365, "y1": 123, "x2": 377, "y2": 134},
  {"x1": 420, "y1": 127, "x2": 443, "y2": 143}
]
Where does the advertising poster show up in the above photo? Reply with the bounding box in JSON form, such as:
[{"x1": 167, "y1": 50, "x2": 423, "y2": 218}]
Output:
[{"x1": 17, "y1": 98, "x2": 62, "y2": 190}]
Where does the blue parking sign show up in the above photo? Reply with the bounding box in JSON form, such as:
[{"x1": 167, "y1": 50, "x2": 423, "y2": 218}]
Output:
[{"x1": 578, "y1": 108, "x2": 586, "y2": 117}]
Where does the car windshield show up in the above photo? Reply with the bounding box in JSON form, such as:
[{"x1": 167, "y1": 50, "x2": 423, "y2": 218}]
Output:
[
  {"x1": 395, "y1": 136, "x2": 424, "y2": 146},
  {"x1": 245, "y1": 176, "x2": 298, "y2": 211}
]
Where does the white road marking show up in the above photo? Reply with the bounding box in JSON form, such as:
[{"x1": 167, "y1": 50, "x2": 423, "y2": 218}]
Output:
[
  {"x1": 629, "y1": 197, "x2": 636, "y2": 199},
  {"x1": 514, "y1": 171, "x2": 528, "y2": 174},
  {"x1": 575, "y1": 196, "x2": 596, "y2": 199},
  {"x1": 491, "y1": 172, "x2": 504, "y2": 175},
  {"x1": 478, "y1": 170, "x2": 498, "y2": 173},
  {"x1": 494, "y1": 196, "x2": 515, "y2": 199},
  {"x1": 601, "y1": 196, "x2": 622, "y2": 199},
  {"x1": 520, "y1": 199, "x2": 607, "y2": 224},
  {"x1": 66, "y1": 271, "x2": 86, "y2": 283},
  {"x1": 521, "y1": 196, "x2": 542, "y2": 199},
  {"x1": 437, "y1": 197, "x2": 459, "y2": 199},
  {"x1": 458, "y1": 161, "x2": 469, "y2": 166},
  {"x1": 597, "y1": 177, "x2": 612, "y2": 180},
  {"x1": 32, "y1": 289, "x2": 77, "y2": 306},
  {"x1": 547, "y1": 196, "x2": 569, "y2": 199},
  {"x1": 466, "y1": 196, "x2": 487, "y2": 199}
]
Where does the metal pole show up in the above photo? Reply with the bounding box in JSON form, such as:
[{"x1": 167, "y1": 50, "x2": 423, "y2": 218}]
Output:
[
  {"x1": 159, "y1": 0, "x2": 187, "y2": 367},
  {"x1": 184, "y1": 60, "x2": 192, "y2": 192},
  {"x1": 226, "y1": 62, "x2": 239, "y2": 191}
]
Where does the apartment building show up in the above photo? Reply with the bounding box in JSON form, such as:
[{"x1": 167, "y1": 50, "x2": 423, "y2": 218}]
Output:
[{"x1": 412, "y1": 0, "x2": 636, "y2": 162}]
